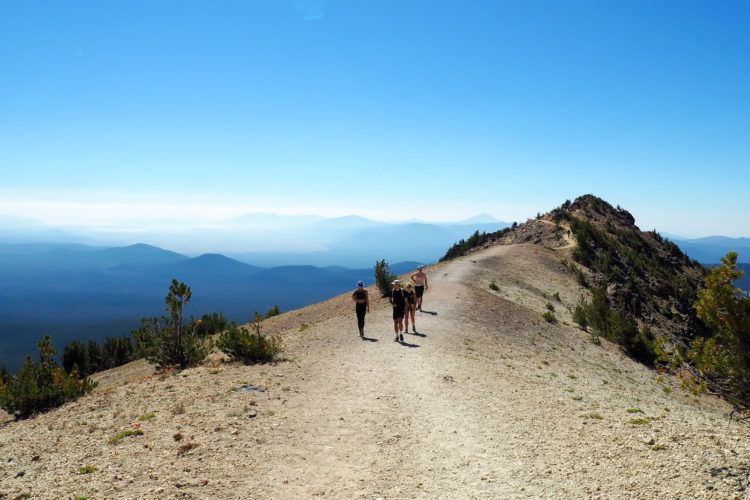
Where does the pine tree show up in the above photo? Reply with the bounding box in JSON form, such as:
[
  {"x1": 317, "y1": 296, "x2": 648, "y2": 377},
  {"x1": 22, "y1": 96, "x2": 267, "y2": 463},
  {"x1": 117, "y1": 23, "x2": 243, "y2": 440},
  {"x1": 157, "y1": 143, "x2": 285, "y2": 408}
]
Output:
[
  {"x1": 691, "y1": 252, "x2": 750, "y2": 395},
  {"x1": 0, "y1": 336, "x2": 96, "y2": 419},
  {"x1": 132, "y1": 279, "x2": 207, "y2": 370},
  {"x1": 374, "y1": 259, "x2": 397, "y2": 296},
  {"x1": 62, "y1": 340, "x2": 90, "y2": 377}
]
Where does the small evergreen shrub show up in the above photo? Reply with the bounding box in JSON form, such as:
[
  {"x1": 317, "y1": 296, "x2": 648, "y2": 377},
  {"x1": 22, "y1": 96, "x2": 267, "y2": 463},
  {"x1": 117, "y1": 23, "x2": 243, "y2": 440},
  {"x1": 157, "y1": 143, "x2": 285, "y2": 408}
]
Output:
[
  {"x1": 440, "y1": 227, "x2": 512, "y2": 261},
  {"x1": 132, "y1": 279, "x2": 208, "y2": 370},
  {"x1": 575, "y1": 288, "x2": 659, "y2": 364},
  {"x1": 690, "y1": 252, "x2": 750, "y2": 403},
  {"x1": 572, "y1": 298, "x2": 589, "y2": 332},
  {"x1": 489, "y1": 281, "x2": 500, "y2": 291},
  {"x1": 545, "y1": 302, "x2": 555, "y2": 312},
  {"x1": 627, "y1": 325, "x2": 657, "y2": 365},
  {"x1": 374, "y1": 259, "x2": 397, "y2": 296},
  {"x1": 217, "y1": 316, "x2": 282, "y2": 364},
  {"x1": 78, "y1": 465, "x2": 97, "y2": 474},
  {"x1": 543, "y1": 311, "x2": 557, "y2": 324},
  {"x1": 0, "y1": 337, "x2": 97, "y2": 419},
  {"x1": 264, "y1": 305, "x2": 281, "y2": 318},
  {"x1": 191, "y1": 312, "x2": 228, "y2": 337},
  {"x1": 63, "y1": 335, "x2": 136, "y2": 378},
  {"x1": 575, "y1": 268, "x2": 588, "y2": 288}
]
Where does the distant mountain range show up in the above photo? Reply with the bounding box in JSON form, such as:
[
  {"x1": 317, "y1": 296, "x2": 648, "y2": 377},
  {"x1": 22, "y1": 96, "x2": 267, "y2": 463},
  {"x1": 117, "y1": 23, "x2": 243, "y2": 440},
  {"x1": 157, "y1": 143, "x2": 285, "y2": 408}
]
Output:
[
  {"x1": 738, "y1": 264, "x2": 750, "y2": 291},
  {"x1": 670, "y1": 236, "x2": 750, "y2": 265},
  {"x1": 0, "y1": 213, "x2": 510, "y2": 267},
  {"x1": 0, "y1": 242, "x2": 421, "y2": 371}
]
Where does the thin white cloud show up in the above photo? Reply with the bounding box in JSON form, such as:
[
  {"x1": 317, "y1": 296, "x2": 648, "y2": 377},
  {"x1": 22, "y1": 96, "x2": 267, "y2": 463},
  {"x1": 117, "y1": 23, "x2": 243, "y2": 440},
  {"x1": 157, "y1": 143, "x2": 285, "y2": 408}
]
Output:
[{"x1": 291, "y1": 0, "x2": 327, "y2": 21}]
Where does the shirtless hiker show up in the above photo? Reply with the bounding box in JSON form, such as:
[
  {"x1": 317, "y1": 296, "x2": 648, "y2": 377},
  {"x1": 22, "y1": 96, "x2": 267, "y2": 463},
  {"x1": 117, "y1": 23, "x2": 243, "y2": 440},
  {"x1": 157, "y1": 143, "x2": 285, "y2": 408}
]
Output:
[{"x1": 411, "y1": 264, "x2": 428, "y2": 310}]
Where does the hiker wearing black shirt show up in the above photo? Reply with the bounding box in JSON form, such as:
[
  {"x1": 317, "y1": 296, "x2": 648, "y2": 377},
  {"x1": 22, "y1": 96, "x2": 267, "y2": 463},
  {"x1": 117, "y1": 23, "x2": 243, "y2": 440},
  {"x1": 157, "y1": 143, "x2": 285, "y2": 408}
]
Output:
[
  {"x1": 390, "y1": 280, "x2": 406, "y2": 342},
  {"x1": 352, "y1": 281, "x2": 370, "y2": 338},
  {"x1": 404, "y1": 283, "x2": 417, "y2": 334}
]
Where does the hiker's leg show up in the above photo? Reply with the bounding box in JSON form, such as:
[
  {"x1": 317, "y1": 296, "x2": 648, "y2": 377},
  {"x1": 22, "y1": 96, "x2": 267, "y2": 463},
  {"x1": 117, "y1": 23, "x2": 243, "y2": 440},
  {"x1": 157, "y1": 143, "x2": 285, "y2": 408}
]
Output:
[{"x1": 357, "y1": 311, "x2": 365, "y2": 334}]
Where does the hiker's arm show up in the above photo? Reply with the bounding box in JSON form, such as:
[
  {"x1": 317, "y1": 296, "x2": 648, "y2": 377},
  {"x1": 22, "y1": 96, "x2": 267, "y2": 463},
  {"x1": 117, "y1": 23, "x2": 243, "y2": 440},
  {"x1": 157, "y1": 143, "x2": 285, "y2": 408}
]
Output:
[{"x1": 410, "y1": 273, "x2": 416, "y2": 282}]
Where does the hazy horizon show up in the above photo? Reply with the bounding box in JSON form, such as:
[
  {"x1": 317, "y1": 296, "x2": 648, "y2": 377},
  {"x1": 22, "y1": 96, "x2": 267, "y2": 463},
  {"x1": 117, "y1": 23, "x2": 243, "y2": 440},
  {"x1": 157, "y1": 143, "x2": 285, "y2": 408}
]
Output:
[{"x1": 2, "y1": 2, "x2": 749, "y2": 238}]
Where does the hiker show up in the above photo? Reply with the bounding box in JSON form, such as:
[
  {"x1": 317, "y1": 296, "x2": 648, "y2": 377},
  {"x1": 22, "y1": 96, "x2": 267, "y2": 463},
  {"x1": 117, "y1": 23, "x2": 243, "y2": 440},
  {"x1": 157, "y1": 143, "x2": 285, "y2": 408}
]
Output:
[
  {"x1": 390, "y1": 280, "x2": 406, "y2": 342},
  {"x1": 404, "y1": 283, "x2": 417, "y2": 333},
  {"x1": 352, "y1": 281, "x2": 370, "y2": 338},
  {"x1": 411, "y1": 264, "x2": 428, "y2": 310}
]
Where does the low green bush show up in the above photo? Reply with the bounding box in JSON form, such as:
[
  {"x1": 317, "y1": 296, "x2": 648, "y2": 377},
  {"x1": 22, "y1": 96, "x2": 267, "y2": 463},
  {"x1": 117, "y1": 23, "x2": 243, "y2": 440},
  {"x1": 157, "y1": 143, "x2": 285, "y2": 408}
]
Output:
[
  {"x1": 108, "y1": 429, "x2": 144, "y2": 445},
  {"x1": 217, "y1": 317, "x2": 282, "y2": 364},
  {"x1": 132, "y1": 280, "x2": 208, "y2": 370},
  {"x1": 0, "y1": 337, "x2": 97, "y2": 419}
]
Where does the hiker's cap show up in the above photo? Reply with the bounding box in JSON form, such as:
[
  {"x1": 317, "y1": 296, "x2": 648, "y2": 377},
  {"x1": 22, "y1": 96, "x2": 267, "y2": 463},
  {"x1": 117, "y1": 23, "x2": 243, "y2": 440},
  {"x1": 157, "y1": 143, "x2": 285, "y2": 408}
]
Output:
[
  {"x1": 392, "y1": 279, "x2": 401, "y2": 285},
  {"x1": 417, "y1": 264, "x2": 424, "y2": 269},
  {"x1": 357, "y1": 281, "x2": 364, "y2": 287}
]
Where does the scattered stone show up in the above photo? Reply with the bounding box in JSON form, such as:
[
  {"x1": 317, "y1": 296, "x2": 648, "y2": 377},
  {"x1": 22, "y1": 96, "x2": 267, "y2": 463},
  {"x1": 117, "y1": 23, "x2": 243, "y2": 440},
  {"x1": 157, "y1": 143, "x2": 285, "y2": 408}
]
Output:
[
  {"x1": 248, "y1": 409, "x2": 258, "y2": 418},
  {"x1": 238, "y1": 384, "x2": 266, "y2": 393}
]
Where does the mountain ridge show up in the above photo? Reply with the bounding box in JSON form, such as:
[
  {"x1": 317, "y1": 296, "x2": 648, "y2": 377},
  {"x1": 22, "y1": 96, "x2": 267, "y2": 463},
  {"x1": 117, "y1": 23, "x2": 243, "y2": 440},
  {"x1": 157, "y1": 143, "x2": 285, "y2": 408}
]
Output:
[{"x1": 2, "y1": 206, "x2": 748, "y2": 498}]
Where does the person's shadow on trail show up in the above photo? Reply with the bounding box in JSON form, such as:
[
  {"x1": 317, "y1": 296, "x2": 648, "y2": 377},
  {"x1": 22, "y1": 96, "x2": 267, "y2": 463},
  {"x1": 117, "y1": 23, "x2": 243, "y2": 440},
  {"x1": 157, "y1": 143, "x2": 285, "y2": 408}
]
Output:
[
  {"x1": 419, "y1": 309, "x2": 438, "y2": 316},
  {"x1": 398, "y1": 340, "x2": 420, "y2": 348},
  {"x1": 360, "y1": 336, "x2": 379, "y2": 342},
  {"x1": 407, "y1": 331, "x2": 427, "y2": 338}
]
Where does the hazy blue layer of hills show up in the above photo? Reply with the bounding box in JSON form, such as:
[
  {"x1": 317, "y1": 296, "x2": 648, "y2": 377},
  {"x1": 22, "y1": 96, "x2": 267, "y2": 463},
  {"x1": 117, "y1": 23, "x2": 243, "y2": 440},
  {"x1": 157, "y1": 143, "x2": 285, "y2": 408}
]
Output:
[
  {"x1": 671, "y1": 236, "x2": 750, "y2": 265},
  {"x1": 733, "y1": 263, "x2": 749, "y2": 292},
  {"x1": 0, "y1": 213, "x2": 510, "y2": 266},
  {"x1": 0, "y1": 242, "x2": 419, "y2": 371}
]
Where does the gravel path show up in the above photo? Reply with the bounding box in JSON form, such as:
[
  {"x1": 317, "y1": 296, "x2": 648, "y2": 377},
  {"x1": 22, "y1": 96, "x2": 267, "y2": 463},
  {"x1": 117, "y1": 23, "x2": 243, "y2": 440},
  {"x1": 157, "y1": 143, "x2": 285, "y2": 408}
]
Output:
[{"x1": 1, "y1": 244, "x2": 749, "y2": 499}]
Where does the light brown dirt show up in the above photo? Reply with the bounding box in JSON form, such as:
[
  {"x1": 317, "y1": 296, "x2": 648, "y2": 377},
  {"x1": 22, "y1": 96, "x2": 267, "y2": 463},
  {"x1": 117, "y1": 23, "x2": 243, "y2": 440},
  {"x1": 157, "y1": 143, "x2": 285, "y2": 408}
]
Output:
[{"x1": 1, "y1": 244, "x2": 749, "y2": 499}]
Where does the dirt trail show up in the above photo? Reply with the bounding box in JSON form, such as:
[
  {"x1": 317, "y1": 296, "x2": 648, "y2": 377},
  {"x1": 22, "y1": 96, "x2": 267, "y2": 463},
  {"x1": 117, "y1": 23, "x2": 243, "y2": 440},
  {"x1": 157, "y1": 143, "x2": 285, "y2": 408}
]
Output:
[
  {"x1": 2, "y1": 244, "x2": 750, "y2": 499},
  {"x1": 253, "y1": 246, "x2": 522, "y2": 498}
]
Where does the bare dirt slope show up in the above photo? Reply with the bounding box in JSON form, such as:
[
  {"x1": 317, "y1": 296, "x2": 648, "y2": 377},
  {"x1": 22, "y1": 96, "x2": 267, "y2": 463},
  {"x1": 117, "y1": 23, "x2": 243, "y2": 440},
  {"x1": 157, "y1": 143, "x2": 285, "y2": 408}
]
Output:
[{"x1": 2, "y1": 244, "x2": 749, "y2": 499}]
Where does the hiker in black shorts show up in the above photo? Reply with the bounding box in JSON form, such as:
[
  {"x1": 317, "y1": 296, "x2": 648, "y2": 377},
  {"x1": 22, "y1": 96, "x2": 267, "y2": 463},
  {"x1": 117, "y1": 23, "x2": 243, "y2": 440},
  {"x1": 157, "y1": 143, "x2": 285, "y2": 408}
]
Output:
[
  {"x1": 351, "y1": 281, "x2": 370, "y2": 338},
  {"x1": 404, "y1": 283, "x2": 417, "y2": 334},
  {"x1": 411, "y1": 264, "x2": 428, "y2": 310},
  {"x1": 390, "y1": 280, "x2": 406, "y2": 342}
]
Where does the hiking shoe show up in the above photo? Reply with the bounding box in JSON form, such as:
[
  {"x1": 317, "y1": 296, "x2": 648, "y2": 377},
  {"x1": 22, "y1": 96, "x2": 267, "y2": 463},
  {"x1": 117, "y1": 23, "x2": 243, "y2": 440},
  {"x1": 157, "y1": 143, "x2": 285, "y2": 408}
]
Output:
[
  {"x1": 412, "y1": 327, "x2": 417, "y2": 333},
  {"x1": 394, "y1": 336, "x2": 399, "y2": 342},
  {"x1": 400, "y1": 334, "x2": 404, "y2": 342}
]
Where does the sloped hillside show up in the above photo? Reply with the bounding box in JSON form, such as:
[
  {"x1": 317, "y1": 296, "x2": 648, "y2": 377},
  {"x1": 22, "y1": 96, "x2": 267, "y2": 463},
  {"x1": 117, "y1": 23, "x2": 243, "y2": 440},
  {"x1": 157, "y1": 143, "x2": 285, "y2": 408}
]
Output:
[
  {"x1": 458, "y1": 195, "x2": 707, "y2": 349},
  {"x1": 2, "y1": 238, "x2": 748, "y2": 499}
]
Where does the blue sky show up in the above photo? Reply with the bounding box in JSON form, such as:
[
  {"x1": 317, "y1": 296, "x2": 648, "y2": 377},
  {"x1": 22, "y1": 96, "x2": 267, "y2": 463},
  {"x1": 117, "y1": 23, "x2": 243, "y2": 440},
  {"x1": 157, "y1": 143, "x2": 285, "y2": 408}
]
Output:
[{"x1": 1, "y1": 1, "x2": 748, "y2": 236}]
